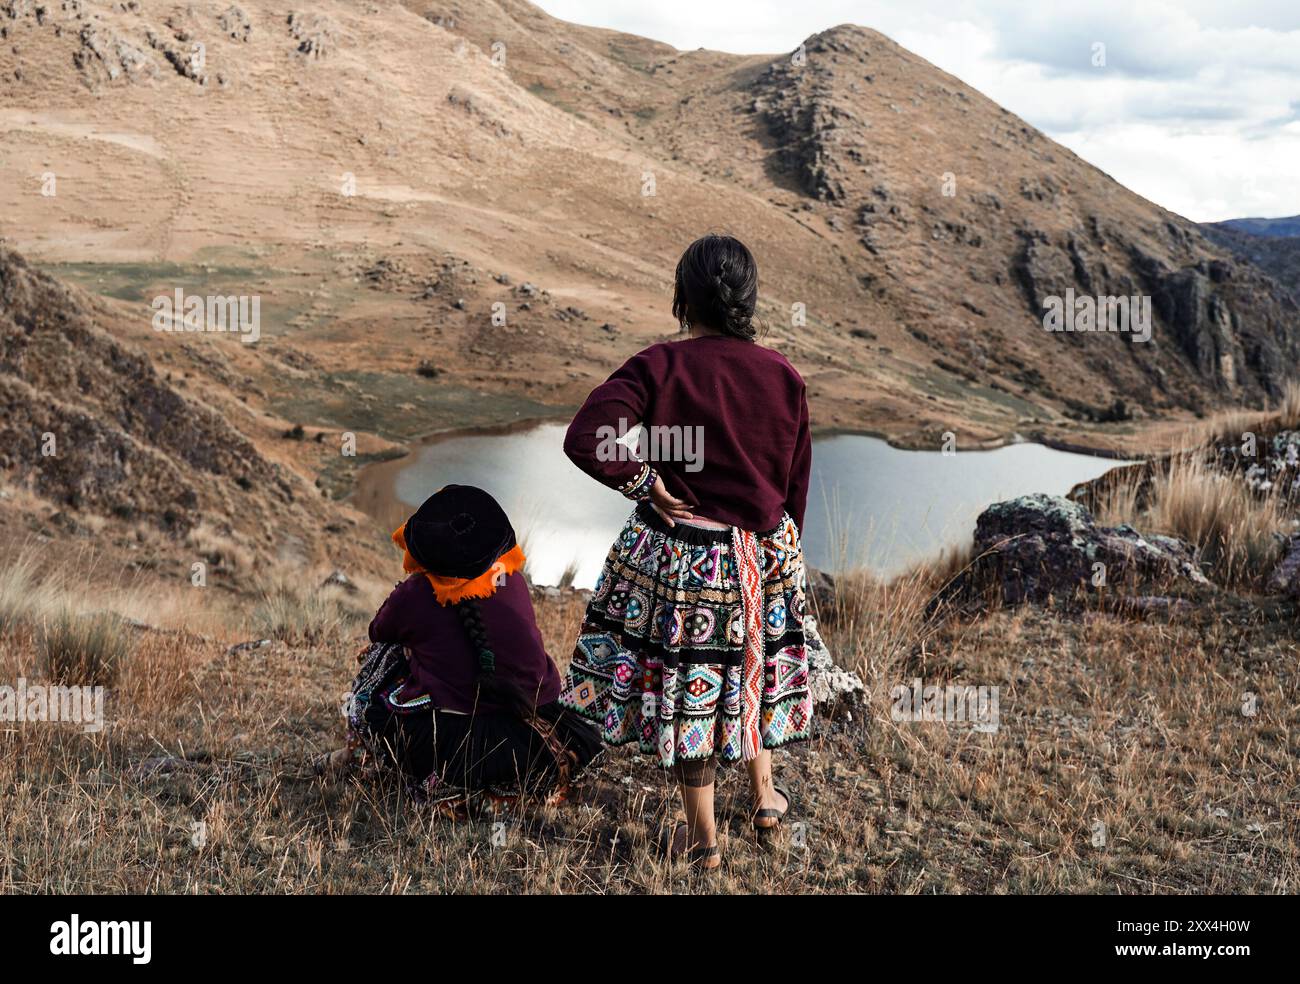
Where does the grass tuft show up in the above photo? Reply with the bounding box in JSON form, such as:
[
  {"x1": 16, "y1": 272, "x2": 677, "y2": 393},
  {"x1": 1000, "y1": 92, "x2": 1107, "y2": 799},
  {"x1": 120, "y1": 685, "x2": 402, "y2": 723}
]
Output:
[
  {"x1": 39, "y1": 606, "x2": 132, "y2": 687},
  {"x1": 252, "y1": 577, "x2": 366, "y2": 645},
  {"x1": 1148, "y1": 454, "x2": 1287, "y2": 587}
]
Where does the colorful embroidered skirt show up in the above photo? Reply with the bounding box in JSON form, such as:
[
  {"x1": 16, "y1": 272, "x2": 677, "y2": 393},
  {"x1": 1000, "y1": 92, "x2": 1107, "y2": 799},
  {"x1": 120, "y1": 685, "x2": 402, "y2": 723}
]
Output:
[
  {"x1": 559, "y1": 502, "x2": 813, "y2": 769},
  {"x1": 347, "y1": 642, "x2": 602, "y2": 805}
]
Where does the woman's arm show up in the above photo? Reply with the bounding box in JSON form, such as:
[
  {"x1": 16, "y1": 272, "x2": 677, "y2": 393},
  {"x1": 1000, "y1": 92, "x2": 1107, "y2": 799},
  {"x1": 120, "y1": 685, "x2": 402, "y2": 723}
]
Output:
[
  {"x1": 563, "y1": 348, "x2": 660, "y2": 501},
  {"x1": 784, "y1": 387, "x2": 812, "y2": 533},
  {"x1": 368, "y1": 579, "x2": 412, "y2": 644}
]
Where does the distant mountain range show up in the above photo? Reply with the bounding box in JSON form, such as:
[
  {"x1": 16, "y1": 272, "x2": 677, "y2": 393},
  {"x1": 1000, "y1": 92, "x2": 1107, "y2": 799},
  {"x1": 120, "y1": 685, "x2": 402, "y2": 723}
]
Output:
[
  {"x1": 1201, "y1": 216, "x2": 1300, "y2": 307},
  {"x1": 1210, "y1": 216, "x2": 1300, "y2": 238}
]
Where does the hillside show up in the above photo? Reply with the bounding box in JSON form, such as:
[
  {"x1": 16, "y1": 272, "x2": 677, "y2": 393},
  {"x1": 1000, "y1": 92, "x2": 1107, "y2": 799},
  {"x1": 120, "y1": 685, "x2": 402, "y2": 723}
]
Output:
[
  {"x1": 0, "y1": 0, "x2": 1296, "y2": 465},
  {"x1": 0, "y1": 242, "x2": 388, "y2": 584},
  {"x1": 1202, "y1": 220, "x2": 1300, "y2": 309}
]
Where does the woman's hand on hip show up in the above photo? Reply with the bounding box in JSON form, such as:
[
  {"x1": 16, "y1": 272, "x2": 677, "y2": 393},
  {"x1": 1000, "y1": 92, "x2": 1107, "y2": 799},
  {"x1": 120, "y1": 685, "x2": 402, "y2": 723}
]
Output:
[{"x1": 649, "y1": 476, "x2": 693, "y2": 527}]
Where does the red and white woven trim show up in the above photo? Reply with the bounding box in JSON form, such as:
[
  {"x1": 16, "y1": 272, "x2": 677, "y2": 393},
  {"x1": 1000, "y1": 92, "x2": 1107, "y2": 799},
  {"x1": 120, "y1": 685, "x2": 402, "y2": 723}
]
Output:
[{"x1": 732, "y1": 527, "x2": 765, "y2": 761}]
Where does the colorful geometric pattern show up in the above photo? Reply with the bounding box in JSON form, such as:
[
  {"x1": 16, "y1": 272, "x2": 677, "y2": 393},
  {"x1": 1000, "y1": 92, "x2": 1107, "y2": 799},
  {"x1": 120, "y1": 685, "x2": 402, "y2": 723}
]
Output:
[
  {"x1": 732, "y1": 526, "x2": 765, "y2": 760},
  {"x1": 558, "y1": 505, "x2": 813, "y2": 768}
]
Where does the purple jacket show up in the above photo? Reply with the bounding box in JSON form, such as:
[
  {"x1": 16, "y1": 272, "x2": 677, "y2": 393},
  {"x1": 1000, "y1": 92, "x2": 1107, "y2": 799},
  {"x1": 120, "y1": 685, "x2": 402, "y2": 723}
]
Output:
[
  {"x1": 368, "y1": 572, "x2": 561, "y2": 715},
  {"x1": 563, "y1": 335, "x2": 812, "y2": 532}
]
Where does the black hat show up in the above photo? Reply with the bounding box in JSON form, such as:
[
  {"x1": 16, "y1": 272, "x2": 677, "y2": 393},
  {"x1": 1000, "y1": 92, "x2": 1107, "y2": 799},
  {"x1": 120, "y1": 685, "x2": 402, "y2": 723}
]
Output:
[{"x1": 402, "y1": 485, "x2": 517, "y2": 580}]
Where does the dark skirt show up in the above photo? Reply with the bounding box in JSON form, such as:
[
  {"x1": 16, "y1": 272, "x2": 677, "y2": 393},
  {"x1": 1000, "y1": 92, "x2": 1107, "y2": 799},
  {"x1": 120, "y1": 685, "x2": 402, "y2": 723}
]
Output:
[
  {"x1": 347, "y1": 642, "x2": 602, "y2": 804},
  {"x1": 559, "y1": 502, "x2": 813, "y2": 769}
]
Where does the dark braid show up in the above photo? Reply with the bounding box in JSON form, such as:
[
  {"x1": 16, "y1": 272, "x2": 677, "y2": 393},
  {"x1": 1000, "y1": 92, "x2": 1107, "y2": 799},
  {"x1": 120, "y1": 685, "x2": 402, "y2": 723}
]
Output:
[
  {"x1": 454, "y1": 597, "x2": 531, "y2": 717},
  {"x1": 454, "y1": 598, "x2": 495, "y2": 675},
  {"x1": 672, "y1": 234, "x2": 760, "y2": 341}
]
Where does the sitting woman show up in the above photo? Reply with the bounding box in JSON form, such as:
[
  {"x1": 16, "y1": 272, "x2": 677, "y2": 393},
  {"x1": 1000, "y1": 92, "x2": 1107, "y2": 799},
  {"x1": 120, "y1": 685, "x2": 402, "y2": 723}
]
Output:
[{"x1": 326, "y1": 484, "x2": 601, "y2": 811}]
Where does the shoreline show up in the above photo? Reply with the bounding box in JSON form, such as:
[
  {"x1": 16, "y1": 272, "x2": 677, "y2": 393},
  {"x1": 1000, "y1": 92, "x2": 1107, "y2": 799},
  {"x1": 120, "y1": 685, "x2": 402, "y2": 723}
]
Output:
[{"x1": 349, "y1": 415, "x2": 1147, "y2": 533}]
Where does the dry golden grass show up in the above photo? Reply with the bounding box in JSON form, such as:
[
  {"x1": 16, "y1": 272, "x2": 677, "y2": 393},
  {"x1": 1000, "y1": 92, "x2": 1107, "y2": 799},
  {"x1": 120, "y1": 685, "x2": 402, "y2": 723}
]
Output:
[
  {"x1": 1093, "y1": 468, "x2": 1145, "y2": 528},
  {"x1": 1147, "y1": 455, "x2": 1286, "y2": 587},
  {"x1": 1279, "y1": 379, "x2": 1300, "y2": 430},
  {"x1": 1, "y1": 545, "x2": 1296, "y2": 894},
  {"x1": 1185, "y1": 379, "x2": 1300, "y2": 450},
  {"x1": 0, "y1": 549, "x2": 51, "y2": 634},
  {"x1": 186, "y1": 522, "x2": 257, "y2": 574},
  {"x1": 250, "y1": 578, "x2": 366, "y2": 646},
  {"x1": 38, "y1": 606, "x2": 133, "y2": 687}
]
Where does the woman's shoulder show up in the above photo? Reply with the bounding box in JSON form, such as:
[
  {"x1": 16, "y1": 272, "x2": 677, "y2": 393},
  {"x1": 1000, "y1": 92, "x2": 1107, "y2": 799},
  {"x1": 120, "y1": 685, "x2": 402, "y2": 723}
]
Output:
[
  {"x1": 386, "y1": 572, "x2": 436, "y2": 605},
  {"x1": 715, "y1": 337, "x2": 806, "y2": 385},
  {"x1": 626, "y1": 335, "x2": 804, "y2": 385},
  {"x1": 754, "y1": 341, "x2": 804, "y2": 380}
]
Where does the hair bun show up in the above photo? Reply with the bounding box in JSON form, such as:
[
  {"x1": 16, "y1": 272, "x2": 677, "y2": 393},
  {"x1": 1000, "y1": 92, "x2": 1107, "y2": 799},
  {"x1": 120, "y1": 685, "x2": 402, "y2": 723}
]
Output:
[{"x1": 672, "y1": 234, "x2": 759, "y2": 341}]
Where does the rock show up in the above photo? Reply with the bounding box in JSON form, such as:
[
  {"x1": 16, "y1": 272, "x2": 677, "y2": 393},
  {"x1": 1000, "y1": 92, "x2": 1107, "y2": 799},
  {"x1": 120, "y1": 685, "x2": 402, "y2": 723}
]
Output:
[
  {"x1": 73, "y1": 24, "x2": 155, "y2": 85},
  {"x1": 1265, "y1": 533, "x2": 1300, "y2": 596},
  {"x1": 1120, "y1": 595, "x2": 1196, "y2": 617},
  {"x1": 287, "y1": 11, "x2": 336, "y2": 59},
  {"x1": 928, "y1": 493, "x2": 1208, "y2": 613},
  {"x1": 804, "y1": 566, "x2": 836, "y2": 615},
  {"x1": 322, "y1": 570, "x2": 357, "y2": 594},
  {"x1": 129, "y1": 756, "x2": 195, "y2": 779},
  {"x1": 219, "y1": 5, "x2": 252, "y2": 42},
  {"x1": 804, "y1": 615, "x2": 864, "y2": 708},
  {"x1": 146, "y1": 29, "x2": 208, "y2": 86},
  {"x1": 227, "y1": 639, "x2": 272, "y2": 655}
]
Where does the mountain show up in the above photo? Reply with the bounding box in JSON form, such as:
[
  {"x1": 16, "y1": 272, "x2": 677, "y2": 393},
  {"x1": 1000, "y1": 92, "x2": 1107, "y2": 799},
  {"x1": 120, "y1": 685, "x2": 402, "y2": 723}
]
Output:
[
  {"x1": 0, "y1": 0, "x2": 1297, "y2": 464},
  {"x1": 1201, "y1": 218, "x2": 1300, "y2": 309},
  {"x1": 1211, "y1": 216, "x2": 1300, "y2": 238}
]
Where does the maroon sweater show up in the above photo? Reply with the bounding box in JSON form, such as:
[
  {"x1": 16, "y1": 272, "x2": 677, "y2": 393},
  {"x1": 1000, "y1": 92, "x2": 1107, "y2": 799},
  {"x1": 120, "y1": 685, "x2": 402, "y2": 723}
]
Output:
[
  {"x1": 564, "y1": 335, "x2": 811, "y2": 532},
  {"x1": 368, "y1": 572, "x2": 561, "y2": 715}
]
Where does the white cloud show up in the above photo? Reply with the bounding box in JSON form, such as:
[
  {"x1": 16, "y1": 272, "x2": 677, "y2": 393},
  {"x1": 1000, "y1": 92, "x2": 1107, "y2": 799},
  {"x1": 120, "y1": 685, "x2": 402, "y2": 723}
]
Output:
[{"x1": 538, "y1": 0, "x2": 1299, "y2": 221}]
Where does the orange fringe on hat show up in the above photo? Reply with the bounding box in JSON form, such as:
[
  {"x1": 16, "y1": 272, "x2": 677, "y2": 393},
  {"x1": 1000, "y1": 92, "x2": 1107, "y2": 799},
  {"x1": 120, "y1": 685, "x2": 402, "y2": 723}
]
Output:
[{"x1": 392, "y1": 525, "x2": 526, "y2": 605}]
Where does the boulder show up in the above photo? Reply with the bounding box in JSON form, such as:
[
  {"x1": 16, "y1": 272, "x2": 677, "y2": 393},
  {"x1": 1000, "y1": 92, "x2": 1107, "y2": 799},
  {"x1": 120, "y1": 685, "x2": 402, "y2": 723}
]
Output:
[
  {"x1": 928, "y1": 493, "x2": 1207, "y2": 612},
  {"x1": 804, "y1": 566, "x2": 836, "y2": 615},
  {"x1": 1265, "y1": 533, "x2": 1300, "y2": 597},
  {"x1": 322, "y1": 570, "x2": 357, "y2": 594},
  {"x1": 804, "y1": 615, "x2": 864, "y2": 708}
]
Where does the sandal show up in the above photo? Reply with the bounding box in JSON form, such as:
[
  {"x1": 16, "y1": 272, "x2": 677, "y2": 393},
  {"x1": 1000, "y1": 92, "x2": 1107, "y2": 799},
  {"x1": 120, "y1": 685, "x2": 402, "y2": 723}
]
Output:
[
  {"x1": 659, "y1": 820, "x2": 722, "y2": 871},
  {"x1": 752, "y1": 784, "x2": 792, "y2": 830}
]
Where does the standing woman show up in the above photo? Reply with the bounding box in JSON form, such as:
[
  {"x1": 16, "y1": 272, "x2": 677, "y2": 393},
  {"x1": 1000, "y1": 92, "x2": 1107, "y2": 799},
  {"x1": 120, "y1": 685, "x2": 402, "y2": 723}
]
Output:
[{"x1": 559, "y1": 234, "x2": 813, "y2": 869}]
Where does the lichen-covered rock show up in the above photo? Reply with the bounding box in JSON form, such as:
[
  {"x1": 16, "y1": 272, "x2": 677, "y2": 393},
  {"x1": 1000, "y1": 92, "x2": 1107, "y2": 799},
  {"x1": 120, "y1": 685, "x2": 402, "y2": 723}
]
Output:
[
  {"x1": 804, "y1": 615, "x2": 864, "y2": 708},
  {"x1": 928, "y1": 493, "x2": 1207, "y2": 612}
]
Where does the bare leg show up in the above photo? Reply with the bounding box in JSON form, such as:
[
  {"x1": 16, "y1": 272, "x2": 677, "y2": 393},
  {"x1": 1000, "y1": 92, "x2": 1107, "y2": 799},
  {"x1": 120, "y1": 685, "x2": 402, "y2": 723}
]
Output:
[
  {"x1": 679, "y1": 781, "x2": 718, "y2": 850},
  {"x1": 746, "y1": 750, "x2": 787, "y2": 827},
  {"x1": 670, "y1": 758, "x2": 720, "y2": 868}
]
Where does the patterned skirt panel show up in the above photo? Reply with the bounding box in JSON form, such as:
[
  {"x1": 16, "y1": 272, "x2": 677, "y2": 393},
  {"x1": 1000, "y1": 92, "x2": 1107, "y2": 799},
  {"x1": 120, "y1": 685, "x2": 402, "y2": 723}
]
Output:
[{"x1": 559, "y1": 502, "x2": 813, "y2": 768}]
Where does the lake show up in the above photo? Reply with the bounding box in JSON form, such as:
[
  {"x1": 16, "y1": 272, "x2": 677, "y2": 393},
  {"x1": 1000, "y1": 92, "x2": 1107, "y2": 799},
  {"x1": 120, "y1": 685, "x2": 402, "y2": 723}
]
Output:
[{"x1": 364, "y1": 422, "x2": 1130, "y2": 587}]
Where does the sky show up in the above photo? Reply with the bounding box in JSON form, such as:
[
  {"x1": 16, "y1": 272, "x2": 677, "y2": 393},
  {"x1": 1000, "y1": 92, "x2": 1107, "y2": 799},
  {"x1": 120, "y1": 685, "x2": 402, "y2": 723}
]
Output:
[{"x1": 538, "y1": 0, "x2": 1300, "y2": 223}]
